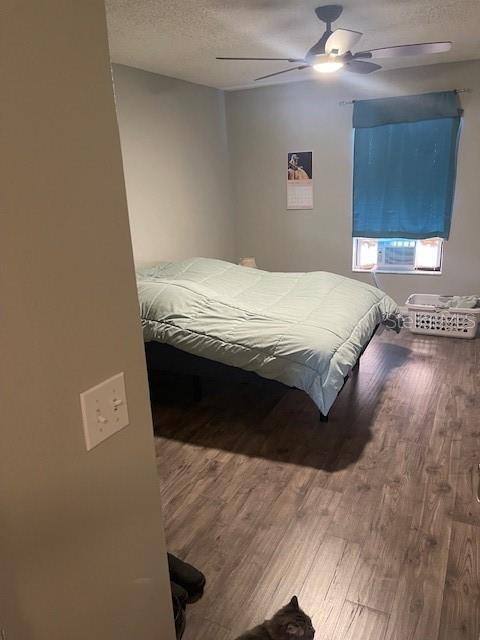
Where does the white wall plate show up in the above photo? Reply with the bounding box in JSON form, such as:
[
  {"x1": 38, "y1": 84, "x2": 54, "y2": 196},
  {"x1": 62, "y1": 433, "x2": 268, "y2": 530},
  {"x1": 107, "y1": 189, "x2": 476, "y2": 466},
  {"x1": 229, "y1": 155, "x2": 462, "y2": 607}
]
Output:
[{"x1": 80, "y1": 372, "x2": 129, "y2": 451}]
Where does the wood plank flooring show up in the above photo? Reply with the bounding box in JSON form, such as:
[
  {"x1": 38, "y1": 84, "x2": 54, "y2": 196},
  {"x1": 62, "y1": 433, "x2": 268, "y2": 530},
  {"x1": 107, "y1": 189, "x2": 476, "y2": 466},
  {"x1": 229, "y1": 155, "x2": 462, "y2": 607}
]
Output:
[{"x1": 151, "y1": 330, "x2": 480, "y2": 640}]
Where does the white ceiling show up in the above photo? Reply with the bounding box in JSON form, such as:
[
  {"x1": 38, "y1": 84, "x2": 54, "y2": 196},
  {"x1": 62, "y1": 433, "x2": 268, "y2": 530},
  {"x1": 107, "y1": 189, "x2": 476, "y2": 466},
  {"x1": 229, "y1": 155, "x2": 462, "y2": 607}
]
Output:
[{"x1": 106, "y1": 0, "x2": 480, "y2": 90}]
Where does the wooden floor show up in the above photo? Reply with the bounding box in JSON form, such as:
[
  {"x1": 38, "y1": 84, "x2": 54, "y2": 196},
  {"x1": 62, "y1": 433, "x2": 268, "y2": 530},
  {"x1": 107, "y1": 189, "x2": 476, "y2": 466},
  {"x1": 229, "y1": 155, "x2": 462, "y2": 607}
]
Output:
[{"x1": 152, "y1": 330, "x2": 480, "y2": 640}]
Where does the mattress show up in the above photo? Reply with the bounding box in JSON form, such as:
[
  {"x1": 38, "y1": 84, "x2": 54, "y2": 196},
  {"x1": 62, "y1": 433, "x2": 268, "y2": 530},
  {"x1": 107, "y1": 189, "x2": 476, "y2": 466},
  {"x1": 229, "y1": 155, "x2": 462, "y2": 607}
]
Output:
[{"x1": 137, "y1": 258, "x2": 399, "y2": 414}]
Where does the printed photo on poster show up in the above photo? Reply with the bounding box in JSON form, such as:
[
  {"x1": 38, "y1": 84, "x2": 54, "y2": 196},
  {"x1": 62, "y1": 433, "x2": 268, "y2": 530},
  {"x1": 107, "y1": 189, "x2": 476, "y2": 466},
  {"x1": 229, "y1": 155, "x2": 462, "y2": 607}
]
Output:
[
  {"x1": 288, "y1": 152, "x2": 312, "y2": 181},
  {"x1": 287, "y1": 151, "x2": 313, "y2": 210}
]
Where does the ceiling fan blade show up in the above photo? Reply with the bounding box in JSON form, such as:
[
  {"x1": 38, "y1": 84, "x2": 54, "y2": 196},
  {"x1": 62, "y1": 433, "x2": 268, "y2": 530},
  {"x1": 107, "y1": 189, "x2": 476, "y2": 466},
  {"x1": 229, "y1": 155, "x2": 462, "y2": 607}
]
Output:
[
  {"x1": 216, "y1": 57, "x2": 305, "y2": 62},
  {"x1": 355, "y1": 42, "x2": 452, "y2": 60},
  {"x1": 325, "y1": 29, "x2": 363, "y2": 55},
  {"x1": 255, "y1": 65, "x2": 309, "y2": 81},
  {"x1": 345, "y1": 60, "x2": 382, "y2": 74}
]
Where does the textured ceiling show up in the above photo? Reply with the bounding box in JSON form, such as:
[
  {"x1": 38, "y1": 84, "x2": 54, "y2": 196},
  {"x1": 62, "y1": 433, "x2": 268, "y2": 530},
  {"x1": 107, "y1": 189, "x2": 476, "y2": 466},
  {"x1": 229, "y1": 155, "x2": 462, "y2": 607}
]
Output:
[{"x1": 106, "y1": 0, "x2": 480, "y2": 90}]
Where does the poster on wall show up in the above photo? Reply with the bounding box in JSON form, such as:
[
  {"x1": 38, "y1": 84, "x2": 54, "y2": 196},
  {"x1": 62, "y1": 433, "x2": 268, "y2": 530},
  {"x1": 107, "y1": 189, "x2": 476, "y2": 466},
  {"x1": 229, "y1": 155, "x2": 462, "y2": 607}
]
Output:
[{"x1": 287, "y1": 151, "x2": 313, "y2": 210}]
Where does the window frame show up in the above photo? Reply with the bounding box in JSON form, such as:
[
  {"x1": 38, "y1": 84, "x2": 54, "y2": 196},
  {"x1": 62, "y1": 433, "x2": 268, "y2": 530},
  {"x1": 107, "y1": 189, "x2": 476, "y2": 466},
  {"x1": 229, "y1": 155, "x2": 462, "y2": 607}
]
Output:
[{"x1": 352, "y1": 237, "x2": 444, "y2": 276}]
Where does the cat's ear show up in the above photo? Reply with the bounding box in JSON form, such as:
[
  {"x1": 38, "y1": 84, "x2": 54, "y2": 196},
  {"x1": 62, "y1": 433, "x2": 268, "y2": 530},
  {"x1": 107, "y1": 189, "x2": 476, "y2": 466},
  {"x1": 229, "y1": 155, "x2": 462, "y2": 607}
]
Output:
[
  {"x1": 286, "y1": 622, "x2": 304, "y2": 637},
  {"x1": 289, "y1": 596, "x2": 299, "y2": 610}
]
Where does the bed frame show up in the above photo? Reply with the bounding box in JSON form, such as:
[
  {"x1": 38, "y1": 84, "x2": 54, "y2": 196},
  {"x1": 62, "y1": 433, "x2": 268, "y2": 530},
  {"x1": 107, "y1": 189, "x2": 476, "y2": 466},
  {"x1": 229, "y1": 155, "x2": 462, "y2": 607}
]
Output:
[{"x1": 145, "y1": 325, "x2": 380, "y2": 423}]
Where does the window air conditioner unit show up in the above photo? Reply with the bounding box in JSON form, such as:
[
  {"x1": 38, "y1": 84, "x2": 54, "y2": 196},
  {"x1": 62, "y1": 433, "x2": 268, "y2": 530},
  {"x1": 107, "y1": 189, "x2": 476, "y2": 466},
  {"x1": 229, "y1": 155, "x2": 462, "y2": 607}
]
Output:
[{"x1": 377, "y1": 239, "x2": 416, "y2": 272}]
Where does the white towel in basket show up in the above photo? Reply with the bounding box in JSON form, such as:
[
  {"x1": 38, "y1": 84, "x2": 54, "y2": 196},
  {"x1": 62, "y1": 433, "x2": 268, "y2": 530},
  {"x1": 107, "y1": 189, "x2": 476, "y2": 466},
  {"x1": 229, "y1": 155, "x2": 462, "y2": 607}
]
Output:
[{"x1": 446, "y1": 296, "x2": 479, "y2": 309}]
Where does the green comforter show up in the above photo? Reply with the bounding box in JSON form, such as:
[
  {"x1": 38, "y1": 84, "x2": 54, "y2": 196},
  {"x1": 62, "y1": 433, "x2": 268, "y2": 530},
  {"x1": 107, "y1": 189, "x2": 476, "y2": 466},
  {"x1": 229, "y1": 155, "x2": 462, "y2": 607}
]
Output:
[{"x1": 137, "y1": 258, "x2": 399, "y2": 415}]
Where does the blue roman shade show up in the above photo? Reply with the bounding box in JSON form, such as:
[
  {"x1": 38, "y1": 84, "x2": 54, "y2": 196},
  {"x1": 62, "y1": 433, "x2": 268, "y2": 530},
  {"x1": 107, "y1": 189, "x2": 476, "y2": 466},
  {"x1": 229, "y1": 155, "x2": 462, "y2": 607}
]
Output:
[{"x1": 352, "y1": 91, "x2": 462, "y2": 239}]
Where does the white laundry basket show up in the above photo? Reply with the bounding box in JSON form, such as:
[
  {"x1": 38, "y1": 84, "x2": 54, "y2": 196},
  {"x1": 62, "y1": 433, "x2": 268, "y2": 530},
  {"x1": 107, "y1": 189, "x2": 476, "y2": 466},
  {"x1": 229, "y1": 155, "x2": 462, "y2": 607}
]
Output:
[{"x1": 406, "y1": 294, "x2": 480, "y2": 339}]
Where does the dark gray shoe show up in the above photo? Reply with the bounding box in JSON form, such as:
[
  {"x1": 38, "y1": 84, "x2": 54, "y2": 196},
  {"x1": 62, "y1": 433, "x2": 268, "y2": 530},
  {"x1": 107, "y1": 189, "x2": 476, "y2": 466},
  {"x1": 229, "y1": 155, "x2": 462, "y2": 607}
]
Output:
[{"x1": 168, "y1": 553, "x2": 206, "y2": 603}]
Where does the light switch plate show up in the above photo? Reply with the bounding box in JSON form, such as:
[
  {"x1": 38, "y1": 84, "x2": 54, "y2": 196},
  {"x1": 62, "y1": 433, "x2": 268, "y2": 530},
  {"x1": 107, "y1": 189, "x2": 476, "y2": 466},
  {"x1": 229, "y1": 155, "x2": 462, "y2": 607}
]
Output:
[{"x1": 80, "y1": 372, "x2": 129, "y2": 451}]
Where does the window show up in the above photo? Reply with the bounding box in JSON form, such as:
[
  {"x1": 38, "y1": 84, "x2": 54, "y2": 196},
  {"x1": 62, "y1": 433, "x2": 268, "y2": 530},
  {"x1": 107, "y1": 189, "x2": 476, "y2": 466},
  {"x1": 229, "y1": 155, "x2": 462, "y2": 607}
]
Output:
[
  {"x1": 351, "y1": 91, "x2": 462, "y2": 267},
  {"x1": 353, "y1": 237, "x2": 443, "y2": 274}
]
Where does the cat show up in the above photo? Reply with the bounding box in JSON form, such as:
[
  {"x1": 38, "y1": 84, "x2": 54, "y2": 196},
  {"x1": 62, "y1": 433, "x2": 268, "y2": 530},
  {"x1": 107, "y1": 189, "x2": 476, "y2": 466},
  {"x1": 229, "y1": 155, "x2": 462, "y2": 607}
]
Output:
[{"x1": 234, "y1": 596, "x2": 315, "y2": 640}]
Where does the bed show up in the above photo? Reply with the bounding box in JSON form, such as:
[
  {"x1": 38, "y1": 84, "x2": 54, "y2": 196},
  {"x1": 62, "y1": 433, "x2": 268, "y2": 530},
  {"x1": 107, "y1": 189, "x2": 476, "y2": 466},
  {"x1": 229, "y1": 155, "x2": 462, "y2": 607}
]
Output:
[{"x1": 137, "y1": 257, "x2": 399, "y2": 420}]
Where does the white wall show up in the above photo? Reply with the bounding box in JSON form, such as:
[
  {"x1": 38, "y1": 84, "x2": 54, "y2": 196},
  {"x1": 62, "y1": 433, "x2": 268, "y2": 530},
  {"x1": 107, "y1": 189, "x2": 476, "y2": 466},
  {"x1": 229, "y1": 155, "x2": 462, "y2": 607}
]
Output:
[
  {"x1": 0, "y1": 3, "x2": 175, "y2": 639},
  {"x1": 113, "y1": 64, "x2": 235, "y2": 265},
  {"x1": 226, "y1": 60, "x2": 480, "y2": 303}
]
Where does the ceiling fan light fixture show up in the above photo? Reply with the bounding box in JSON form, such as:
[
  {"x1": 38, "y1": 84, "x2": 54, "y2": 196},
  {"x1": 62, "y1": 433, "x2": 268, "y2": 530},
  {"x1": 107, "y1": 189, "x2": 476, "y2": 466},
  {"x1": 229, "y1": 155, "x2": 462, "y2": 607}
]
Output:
[
  {"x1": 313, "y1": 60, "x2": 344, "y2": 73},
  {"x1": 312, "y1": 54, "x2": 344, "y2": 73}
]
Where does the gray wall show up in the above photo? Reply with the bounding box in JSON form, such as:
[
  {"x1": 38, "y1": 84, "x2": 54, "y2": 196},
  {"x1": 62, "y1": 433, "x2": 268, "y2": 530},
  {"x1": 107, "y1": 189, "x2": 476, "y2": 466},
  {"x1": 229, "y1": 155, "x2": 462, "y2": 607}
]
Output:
[
  {"x1": 113, "y1": 64, "x2": 235, "y2": 265},
  {"x1": 226, "y1": 60, "x2": 480, "y2": 303},
  {"x1": 1, "y1": 3, "x2": 175, "y2": 639}
]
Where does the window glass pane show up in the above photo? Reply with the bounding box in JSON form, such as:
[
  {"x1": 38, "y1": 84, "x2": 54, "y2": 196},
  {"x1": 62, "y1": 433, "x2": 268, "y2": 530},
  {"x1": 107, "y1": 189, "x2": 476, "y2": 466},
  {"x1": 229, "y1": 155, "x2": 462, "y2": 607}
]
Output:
[
  {"x1": 357, "y1": 239, "x2": 377, "y2": 270},
  {"x1": 415, "y1": 238, "x2": 442, "y2": 270}
]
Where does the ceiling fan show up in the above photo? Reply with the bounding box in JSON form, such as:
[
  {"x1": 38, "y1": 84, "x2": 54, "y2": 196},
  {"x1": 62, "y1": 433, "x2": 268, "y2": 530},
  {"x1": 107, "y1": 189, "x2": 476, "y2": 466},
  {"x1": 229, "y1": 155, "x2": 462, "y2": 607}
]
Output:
[{"x1": 216, "y1": 4, "x2": 452, "y2": 81}]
